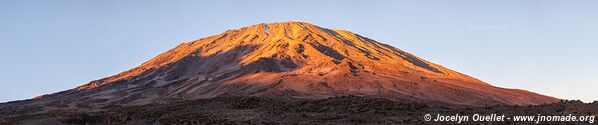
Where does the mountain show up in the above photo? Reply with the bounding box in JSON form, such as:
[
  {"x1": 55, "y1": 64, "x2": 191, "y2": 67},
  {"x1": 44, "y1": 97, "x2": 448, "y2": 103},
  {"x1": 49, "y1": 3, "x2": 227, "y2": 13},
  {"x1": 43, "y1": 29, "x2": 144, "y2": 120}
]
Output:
[{"x1": 14, "y1": 22, "x2": 559, "y2": 110}]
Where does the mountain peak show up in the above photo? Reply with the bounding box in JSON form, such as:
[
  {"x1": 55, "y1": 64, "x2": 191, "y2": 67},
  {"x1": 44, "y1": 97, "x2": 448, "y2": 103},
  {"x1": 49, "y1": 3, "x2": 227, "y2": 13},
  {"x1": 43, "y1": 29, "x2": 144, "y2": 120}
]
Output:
[
  {"x1": 259, "y1": 21, "x2": 314, "y2": 27},
  {"x1": 30, "y1": 21, "x2": 558, "y2": 107}
]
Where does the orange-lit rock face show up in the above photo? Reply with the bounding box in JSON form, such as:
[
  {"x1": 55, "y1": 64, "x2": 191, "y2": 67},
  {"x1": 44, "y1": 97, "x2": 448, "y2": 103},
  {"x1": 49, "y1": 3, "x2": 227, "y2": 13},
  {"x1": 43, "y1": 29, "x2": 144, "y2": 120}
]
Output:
[{"x1": 35, "y1": 22, "x2": 559, "y2": 107}]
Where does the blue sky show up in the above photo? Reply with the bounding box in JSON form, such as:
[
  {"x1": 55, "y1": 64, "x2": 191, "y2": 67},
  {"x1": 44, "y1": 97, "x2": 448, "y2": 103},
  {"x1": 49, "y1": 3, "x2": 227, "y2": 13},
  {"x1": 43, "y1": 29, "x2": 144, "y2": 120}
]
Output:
[{"x1": 1, "y1": 0, "x2": 596, "y2": 103}]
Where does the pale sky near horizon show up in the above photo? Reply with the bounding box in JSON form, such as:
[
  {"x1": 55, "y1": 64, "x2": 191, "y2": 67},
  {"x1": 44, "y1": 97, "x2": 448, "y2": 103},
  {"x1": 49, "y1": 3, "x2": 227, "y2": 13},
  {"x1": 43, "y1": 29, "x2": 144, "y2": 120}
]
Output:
[{"x1": 1, "y1": 0, "x2": 597, "y2": 103}]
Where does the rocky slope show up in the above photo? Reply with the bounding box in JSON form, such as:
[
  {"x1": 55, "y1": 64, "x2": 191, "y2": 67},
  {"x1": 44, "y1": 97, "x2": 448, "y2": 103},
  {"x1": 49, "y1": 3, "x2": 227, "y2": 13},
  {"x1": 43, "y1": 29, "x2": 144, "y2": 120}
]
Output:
[{"x1": 3, "y1": 22, "x2": 559, "y2": 112}]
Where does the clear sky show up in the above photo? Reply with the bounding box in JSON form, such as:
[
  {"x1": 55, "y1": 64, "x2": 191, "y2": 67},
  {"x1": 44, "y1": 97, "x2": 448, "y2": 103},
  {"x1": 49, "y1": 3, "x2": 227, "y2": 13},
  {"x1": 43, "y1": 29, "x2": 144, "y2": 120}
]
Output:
[{"x1": 1, "y1": 0, "x2": 596, "y2": 103}]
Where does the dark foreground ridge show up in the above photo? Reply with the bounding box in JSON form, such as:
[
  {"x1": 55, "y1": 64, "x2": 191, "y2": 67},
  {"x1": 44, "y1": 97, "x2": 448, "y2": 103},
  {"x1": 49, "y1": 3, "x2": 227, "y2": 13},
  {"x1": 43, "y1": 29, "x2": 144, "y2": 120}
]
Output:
[{"x1": 0, "y1": 96, "x2": 595, "y2": 125}]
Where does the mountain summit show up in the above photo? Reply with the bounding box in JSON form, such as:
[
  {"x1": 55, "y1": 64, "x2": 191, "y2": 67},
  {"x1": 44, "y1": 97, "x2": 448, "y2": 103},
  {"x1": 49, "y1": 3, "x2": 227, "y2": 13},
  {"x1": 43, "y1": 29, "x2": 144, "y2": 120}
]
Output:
[{"x1": 27, "y1": 22, "x2": 558, "y2": 108}]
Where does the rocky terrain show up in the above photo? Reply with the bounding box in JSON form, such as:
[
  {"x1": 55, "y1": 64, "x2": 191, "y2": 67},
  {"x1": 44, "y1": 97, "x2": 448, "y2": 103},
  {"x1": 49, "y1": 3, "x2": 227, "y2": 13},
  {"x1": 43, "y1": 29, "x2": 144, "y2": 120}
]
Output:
[{"x1": 0, "y1": 96, "x2": 595, "y2": 125}]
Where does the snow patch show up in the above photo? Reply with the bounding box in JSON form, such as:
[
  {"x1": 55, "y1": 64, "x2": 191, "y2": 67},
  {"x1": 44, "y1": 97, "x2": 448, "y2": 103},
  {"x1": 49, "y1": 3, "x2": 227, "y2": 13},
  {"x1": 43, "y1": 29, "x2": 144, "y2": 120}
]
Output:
[
  {"x1": 263, "y1": 25, "x2": 270, "y2": 34},
  {"x1": 154, "y1": 77, "x2": 169, "y2": 87}
]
